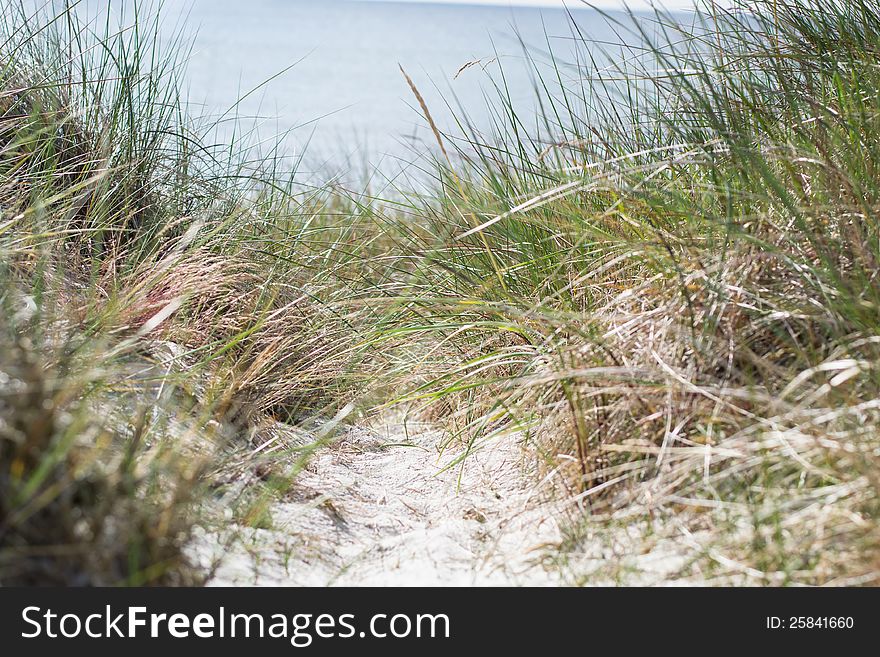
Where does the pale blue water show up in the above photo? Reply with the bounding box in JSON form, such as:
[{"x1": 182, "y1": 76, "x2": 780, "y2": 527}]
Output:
[
  {"x1": 170, "y1": 0, "x2": 632, "y2": 173},
  {"x1": 66, "y1": 1, "x2": 689, "y2": 177}
]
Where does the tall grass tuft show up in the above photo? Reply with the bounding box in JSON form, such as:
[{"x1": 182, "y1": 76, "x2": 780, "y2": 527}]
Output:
[
  {"x1": 0, "y1": 1, "x2": 385, "y2": 583},
  {"x1": 370, "y1": 0, "x2": 880, "y2": 583}
]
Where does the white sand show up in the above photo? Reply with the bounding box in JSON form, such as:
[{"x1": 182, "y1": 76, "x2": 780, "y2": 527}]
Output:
[
  {"x1": 193, "y1": 414, "x2": 701, "y2": 586},
  {"x1": 196, "y1": 416, "x2": 567, "y2": 586}
]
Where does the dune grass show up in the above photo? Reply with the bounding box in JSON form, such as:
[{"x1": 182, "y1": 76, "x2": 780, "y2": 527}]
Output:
[
  {"x1": 372, "y1": 0, "x2": 880, "y2": 584},
  {"x1": 1, "y1": 0, "x2": 879, "y2": 585},
  {"x1": 0, "y1": 0, "x2": 382, "y2": 584}
]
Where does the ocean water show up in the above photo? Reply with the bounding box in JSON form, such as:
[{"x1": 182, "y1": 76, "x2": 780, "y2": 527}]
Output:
[
  {"x1": 171, "y1": 0, "x2": 632, "y2": 172},
  {"x1": 68, "y1": 1, "x2": 684, "y2": 176}
]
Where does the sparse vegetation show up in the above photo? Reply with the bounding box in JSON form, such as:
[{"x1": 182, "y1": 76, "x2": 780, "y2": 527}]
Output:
[{"x1": 2, "y1": 0, "x2": 879, "y2": 586}]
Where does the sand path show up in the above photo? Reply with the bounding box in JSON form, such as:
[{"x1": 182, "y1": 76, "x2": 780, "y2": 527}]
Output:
[{"x1": 199, "y1": 417, "x2": 566, "y2": 586}]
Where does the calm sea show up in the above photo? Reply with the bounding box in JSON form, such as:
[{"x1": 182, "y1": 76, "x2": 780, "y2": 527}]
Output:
[{"x1": 69, "y1": 1, "x2": 686, "y2": 177}]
